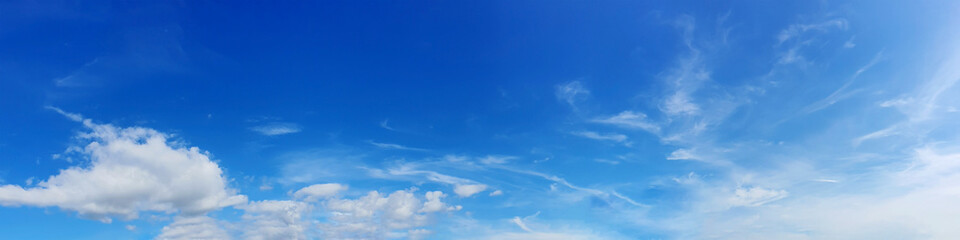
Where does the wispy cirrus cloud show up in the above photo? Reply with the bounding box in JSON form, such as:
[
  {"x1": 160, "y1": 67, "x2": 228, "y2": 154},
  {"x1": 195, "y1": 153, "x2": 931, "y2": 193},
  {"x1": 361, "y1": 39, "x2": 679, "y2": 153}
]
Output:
[
  {"x1": 777, "y1": 18, "x2": 848, "y2": 44},
  {"x1": 368, "y1": 162, "x2": 490, "y2": 197},
  {"x1": 250, "y1": 122, "x2": 302, "y2": 136},
  {"x1": 591, "y1": 111, "x2": 659, "y2": 134},
  {"x1": 570, "y1": 131, "x2": 628, "y2": 143},
  {"x1": 555, "y1": 81, "x2": 590, "y2": 109},
  {"x1": 368, "y1": 140, "x2": 430, "y2": 152},
  {"x1": 380, "y1": 119, "x2": 397, "y2": 131},
  {"x1": 799, "y1": 51, "x2": 884, "y2": 115}
]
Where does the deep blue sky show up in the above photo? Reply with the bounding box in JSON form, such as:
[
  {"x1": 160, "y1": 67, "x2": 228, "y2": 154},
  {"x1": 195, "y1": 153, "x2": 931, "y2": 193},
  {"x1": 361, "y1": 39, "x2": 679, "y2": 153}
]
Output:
[{"x1": 2, "y1": 1, "x2": 960, "y2": 239}]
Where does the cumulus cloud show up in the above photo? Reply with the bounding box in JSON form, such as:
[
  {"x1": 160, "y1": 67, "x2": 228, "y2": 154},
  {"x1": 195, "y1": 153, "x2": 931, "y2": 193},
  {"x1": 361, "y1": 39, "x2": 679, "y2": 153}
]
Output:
[
  {"x1": 293, "y1": 183, "x2": 346, "y2": 202},
  {"x1": 0, "y1": 109, "x2": 246, "y2": 222},
  {"x1": 322, "y1": 189, "x2": 460, "y2": 239},
  {"x1": 250, "y1": 122, "x2": 302, "y2": 136},
  {"x1": 156, "y1": 216, "x2": 231, "y2": 240},
  {"x1": 239, "y1": 200, "x2": 313, "y2": 240}
]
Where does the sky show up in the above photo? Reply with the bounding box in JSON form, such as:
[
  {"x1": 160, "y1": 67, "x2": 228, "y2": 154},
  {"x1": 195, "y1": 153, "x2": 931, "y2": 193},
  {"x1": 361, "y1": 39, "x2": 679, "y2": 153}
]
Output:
[{"x1": 2, "y1": 1, "x2": 960, "y2": 239}]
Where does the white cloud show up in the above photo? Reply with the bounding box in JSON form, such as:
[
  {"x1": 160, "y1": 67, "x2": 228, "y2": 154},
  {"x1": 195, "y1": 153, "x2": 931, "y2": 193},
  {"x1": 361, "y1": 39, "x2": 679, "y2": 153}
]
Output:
[
  {"x1": 443, "y1": 154, "x2": 469, "y2": 162},
  {"x1": 593, "y1": 159, "x2": 620, "y2": 165},
  {"x1": 44, "y1": 106, "x2": 83, "y2": 121},
  {"x1": 666, "y1": 148, "x2": 699, "y2": 161},
  {"x1": 379, "y1": 119, "x2": 396, "y2": 131},
  {"x1": 322, "y1": 189, "x2": 460, "y2": 239},
  {"x1": 675, "y1": 146, "x2": 960, "y2": 239},
  {"x1": 454, "y1": 184, "x2": 488, "y2": 198},
  {"x1": 777, "y1": 19, "x2": 848, "y2": 44},
  {"x1": 459, "y1": 213, "x2": 624, "y2": 240},
  {"x1": 250, "y1": 123, "x2": 301, "y2": 136},
  {"x1": 407, "y1": 229, "x2": 433, "y2": 240},
  {"x1": 800, "y1": 52, "x2": 884, "y2": 114},
  {"x1": 502, "y1": 168, "x2": 643, "y2": 207},
  {"x1": 156, "y1": 216, "x2": 231, "y2": 240},
  {"x1": 570, "y1": 131, "x2": 627, "y2": 143},
  {"x1": 293, "y1": 183, "x2": 346, "y2": 202},
  {"x1": 774, "y1": 19, "x2": 850, "y2": 66},
  {"x1": 239, "y1": 200, "x2": 312, "y2": 240},
  {"x1": 0, "y1": 110, "x2": 246, "y2": 222},
  {"x1": 727, "y1": 186, "x2": 788, "y2": 207},
  {"x1": 484, "y1": 232, "x2": 606, "y2": 240},
  {"x1": 853, "y1": 124, "x2": 900, "y2": 146},
  {"x1": 657, "y1": 21, "x2": 710, "y2": 118},
  {"x1": 511, "y1": 216, "x2": 535, "y2": 232},
  {"x1": 368, "y1": 140, "x2": 429, "y2": 151},
  {"x1": 844, "y1": 36, "x2": 856, "y2": 48},
  {"x1": 663, "y1": 91, "x2": 701, "y2": 116},
  {"x1": 555, "y1": 81, "x2": 590, "y2": 109},
  {"x1": 375, "y1": 164, "x2": 488, "y2": 197},
  {"x1": 592, "y1": 111, "x2": 659, "y2": 133},
  {"x1": 879, "y1": 97, "x2": 912, "y2": 108},
  {"x1": 478, "y1": 155, "x2": 516, "y2": 165},
  {"x1": 489, "y1": 190, "x2": 503, "y2": 197}
]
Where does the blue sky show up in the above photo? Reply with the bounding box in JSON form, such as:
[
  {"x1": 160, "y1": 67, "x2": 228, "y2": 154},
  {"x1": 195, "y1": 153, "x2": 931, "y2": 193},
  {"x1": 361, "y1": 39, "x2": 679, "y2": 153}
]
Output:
[{"x1": 2, "y1": 1, "x2": 960, "y2": 239}]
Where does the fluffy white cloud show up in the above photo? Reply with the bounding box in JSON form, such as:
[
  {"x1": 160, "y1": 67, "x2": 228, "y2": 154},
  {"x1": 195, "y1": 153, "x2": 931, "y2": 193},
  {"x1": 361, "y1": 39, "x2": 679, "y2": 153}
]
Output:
[
  {"x1": 322, "y1": 189, "x2": 460, "y2": 239},
  {"x1": 156, "y1": 216, "x2": 231, "y2": 240},
  {"x1": 239, "y1": 200, "x2": 313, "y2": 240},
  {"x1": 0, "y1": 111, "x2": 246, "y2": 222},
  {"x1": 293, "y1": 183, "x2": 346, "y2": 202}
]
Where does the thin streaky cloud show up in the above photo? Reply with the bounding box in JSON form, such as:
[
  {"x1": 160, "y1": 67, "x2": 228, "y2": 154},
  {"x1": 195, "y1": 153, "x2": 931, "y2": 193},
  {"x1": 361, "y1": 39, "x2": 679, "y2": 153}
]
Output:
[
  {"x1": 570, "y1": 131, "x2": 627, "y2": 143},
  {"x1": 592, "y1": 111, "x2": 660, "y2": 134},
  {"x1": 250, "y1": 122, "x2": 302, "y2": 136},
  {"x1": 555, "y1": 81, "x2": 590, "y2": 109},
  {"x1": 367, "y1": 140, "x2": 430, "y2": 152},
  {"x1": 777, "y1": 18, "x2": 848, "y2": 44},
  {"x1": 379, "y1": 119, "x2": 396, "y2": 131},
  {"x1": 801, "y1": 51, "x2": 884, "y2": 114}
]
